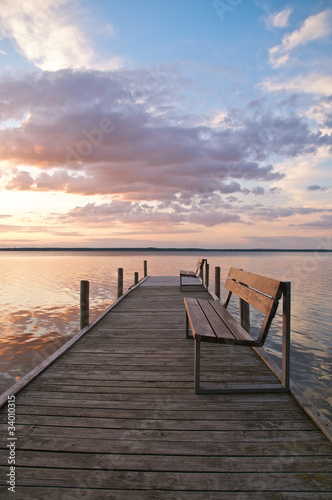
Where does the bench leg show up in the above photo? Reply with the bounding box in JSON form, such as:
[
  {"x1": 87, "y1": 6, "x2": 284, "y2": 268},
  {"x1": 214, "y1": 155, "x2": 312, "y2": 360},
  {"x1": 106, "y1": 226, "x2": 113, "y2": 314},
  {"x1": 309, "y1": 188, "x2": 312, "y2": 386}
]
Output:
[
  {"x1": 282, "y1": 282, "x2": 291, "y2": 391},
  {"x1": 195, "y1": 340, "x2": 290, "y2": 394},
  {"x1": 195, "y1": 340, "x2": 201, "y2": 394},
  {"x1": 185, "y1": 311, "x2": 193, "y2": 339}
]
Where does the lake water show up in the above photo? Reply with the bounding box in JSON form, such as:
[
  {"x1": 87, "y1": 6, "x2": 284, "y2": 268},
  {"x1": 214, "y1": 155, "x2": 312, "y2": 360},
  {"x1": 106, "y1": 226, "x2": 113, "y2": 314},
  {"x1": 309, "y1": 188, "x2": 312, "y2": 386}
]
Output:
[{"x1": 0, "y1": 250, "x2": 331, "y2": 421}]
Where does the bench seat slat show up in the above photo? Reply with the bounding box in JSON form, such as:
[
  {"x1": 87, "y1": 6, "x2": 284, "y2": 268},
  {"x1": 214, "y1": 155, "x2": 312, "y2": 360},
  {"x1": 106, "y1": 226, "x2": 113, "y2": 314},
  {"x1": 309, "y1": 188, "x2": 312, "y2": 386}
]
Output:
[
  {"x1": 208, "y1": 301, "x2": 254, "y2": 343},
  {"x1": 225, "y1": 278, "x2": 275, "y2": 316},
  {"x1": 197, "y1": 300, "x2": 235, "y2": 342},
  {"x1": 184, "y1": 298, "x2": 217, "y2": 342},
  {"x1": 180, "y1": 270, "x2": 197, "y2": 277}
]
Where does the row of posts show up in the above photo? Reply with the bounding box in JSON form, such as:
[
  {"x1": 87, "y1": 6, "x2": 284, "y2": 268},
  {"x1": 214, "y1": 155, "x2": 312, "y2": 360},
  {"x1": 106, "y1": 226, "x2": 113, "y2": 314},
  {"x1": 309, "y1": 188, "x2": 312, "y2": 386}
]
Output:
[{"x1": 80, "y1": 260, "x2": 147, "y2": 330}]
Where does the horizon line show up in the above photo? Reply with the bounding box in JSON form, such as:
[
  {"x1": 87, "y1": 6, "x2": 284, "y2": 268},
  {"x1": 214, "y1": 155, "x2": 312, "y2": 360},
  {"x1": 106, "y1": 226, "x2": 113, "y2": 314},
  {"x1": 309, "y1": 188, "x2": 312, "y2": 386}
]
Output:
[{"x1": 0, "y1": 247, "x2": 331, "y2": 252}]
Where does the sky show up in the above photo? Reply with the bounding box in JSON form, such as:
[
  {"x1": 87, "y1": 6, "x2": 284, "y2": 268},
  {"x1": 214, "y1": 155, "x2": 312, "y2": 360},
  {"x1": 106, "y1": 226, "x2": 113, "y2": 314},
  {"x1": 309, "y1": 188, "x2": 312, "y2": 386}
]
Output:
[{"x1": 0, "y1": 0, "x2": 331, "y2": 249}]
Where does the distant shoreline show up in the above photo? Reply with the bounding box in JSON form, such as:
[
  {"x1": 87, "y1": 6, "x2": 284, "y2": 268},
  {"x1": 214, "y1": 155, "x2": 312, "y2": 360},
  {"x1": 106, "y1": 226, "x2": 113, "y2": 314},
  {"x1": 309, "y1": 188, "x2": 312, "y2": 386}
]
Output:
[{"x1": 0, "y1": 247, "x2": 331, "y2": 253}]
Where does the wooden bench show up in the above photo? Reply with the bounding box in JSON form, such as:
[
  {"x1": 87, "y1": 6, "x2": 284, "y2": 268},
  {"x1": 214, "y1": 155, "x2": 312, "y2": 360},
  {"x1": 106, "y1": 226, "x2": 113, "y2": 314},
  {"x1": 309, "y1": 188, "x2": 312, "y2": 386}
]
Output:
[
  {"x1": 184, "y1": 267, "x2": 291, "y2": 394},
  {"x1": 180, "y1": 258, "x2": 206, "y2": 291}
]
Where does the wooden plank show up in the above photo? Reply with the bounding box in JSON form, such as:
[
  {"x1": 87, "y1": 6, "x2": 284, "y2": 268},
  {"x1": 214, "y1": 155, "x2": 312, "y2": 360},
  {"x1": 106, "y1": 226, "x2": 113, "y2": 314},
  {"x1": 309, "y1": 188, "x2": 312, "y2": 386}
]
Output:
[
  {"x1": 0, "y1": 415, "x2": 318, "y2": 431},
  {"x1": 2, "y1": 435, "x2": 331, "y2": 456},
  {"x1": 2, "y1": 450, "x2": 330, "y2": 472},
  {"x1": 1, "y1": 467, "x2": 332, "y2": 491},
  {"x1": 12, "y1": 405, "x2": 310, "y2": 420},
  {"x1": 16, "y1": 394, "x2": 300, "y2": 409},
  {"x1": 2, "y1": 488, "x2": 331, "y2": 500},
  {"x1": 197, "y1": 299, "x2": 235, "y2": 341},
  {"x1": 180, "y1": 270, "x2": 196, "y2": 276},
  {"x1": 184, "y1": 298, "x2": 216, "y2": 341},
  {"x1": 209, "y1": 300, "x2": 254, "y2": 343},
  {"x1": 225, "y1": 277, "x2": 275, "y2": 316},
  {"x1": 6, "y1": 424, "x2": 325, "y2": 443},
  {"x1": 228, "y1": 267, "x2": 282, "y2": 297}
]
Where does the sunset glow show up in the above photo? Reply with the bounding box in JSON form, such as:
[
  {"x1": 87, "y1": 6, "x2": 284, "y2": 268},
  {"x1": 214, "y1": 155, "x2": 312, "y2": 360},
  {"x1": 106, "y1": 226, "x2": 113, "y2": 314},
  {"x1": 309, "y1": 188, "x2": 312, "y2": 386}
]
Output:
[{"x1": 0, "y1": 0, "x2": 331, "y2": 249}]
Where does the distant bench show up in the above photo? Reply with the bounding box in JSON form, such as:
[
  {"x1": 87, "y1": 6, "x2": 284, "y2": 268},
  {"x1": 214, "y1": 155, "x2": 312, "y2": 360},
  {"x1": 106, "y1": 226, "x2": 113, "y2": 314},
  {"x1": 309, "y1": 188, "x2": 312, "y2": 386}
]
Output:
[
  {"x1": 184, "y1": 267, "x2": 291, "y2": 394},
  {"x1": 180, "y1": 258, "x2": 206, "y2": 291}
]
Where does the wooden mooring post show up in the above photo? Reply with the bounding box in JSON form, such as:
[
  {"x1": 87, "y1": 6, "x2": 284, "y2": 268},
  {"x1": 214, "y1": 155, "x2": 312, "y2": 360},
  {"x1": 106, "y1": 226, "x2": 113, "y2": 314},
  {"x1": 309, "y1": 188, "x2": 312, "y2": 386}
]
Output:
[
  {"x1": 240, "y1": 298, "x2": 250, "y2": 333},
  {"x1": 215, "y1": 266, "x2": 221, "y2": 299},
  {"x1": 80, "y1": 280, "x2": 89, "y2": 330},
  {"x1": 144, "y1": 260, "x2": 147, "y2": 277},
  {"x1": 205, "y1": 262, "x2": 209, "y2": 289},
  {"x1": 134, "y1": 272, "x2": 139, "y2": 284},
  {"x1": 117, "y1": 268, "x2": 124, "y2": 298}
]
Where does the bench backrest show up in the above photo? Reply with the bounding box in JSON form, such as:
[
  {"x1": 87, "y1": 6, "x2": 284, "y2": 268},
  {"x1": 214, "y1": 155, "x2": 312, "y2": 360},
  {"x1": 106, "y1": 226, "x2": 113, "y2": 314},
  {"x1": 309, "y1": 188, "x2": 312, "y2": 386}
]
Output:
[
  {"x1": 195, "y1": 258, "x2": 205, "y2": 276},
  {"x1": 224, "y1": 267, "x2": 284, "y2": 345}
]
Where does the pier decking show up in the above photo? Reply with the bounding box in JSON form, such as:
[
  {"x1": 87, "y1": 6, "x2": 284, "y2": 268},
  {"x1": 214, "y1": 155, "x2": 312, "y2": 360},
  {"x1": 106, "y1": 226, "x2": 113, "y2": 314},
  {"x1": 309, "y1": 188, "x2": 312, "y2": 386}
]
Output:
[{"x1": 1, "y1": 275, "x2": 332, "y2": 498}]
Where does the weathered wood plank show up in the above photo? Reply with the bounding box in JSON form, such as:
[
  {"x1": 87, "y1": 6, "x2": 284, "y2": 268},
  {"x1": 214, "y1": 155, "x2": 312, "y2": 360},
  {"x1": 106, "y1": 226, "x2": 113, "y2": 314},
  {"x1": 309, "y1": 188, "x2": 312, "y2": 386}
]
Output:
[
  {"x1": 184, "y1": 298, "x2": 217, "y2": 341},
  {"x1": 0, "y1": 414, "x2": 318, "y2": 431},
  {"x1": 2, "y1": 488, "x2": 331, "y2": 500},
  {"x1": 11, "y1": 405, "x2": 312, "y2": 421},
  {"x1": 228, "y1": 267, "x2": 282, "y2": 297},
  {"x1": 225, "y1": 277, "x2": 275, "y2": 316},
  {"x1": 208, "y1": 300, "x2": 255, "y2": 343},
  {"x1": 2, "y1": 450, "x2": 330, "y2": 472},
  {"x1": 4, "y1": 425, "x2": 325, "y2": 443},
  {"x1": 198, "y1": 299, "x2": 236, "y2": 340},
  {"x1": 1, "y1": 467, "x2": 331, "y2": 491},
  {"x1": 2, "y1": 435, "x2": 331, "y2": 456}
]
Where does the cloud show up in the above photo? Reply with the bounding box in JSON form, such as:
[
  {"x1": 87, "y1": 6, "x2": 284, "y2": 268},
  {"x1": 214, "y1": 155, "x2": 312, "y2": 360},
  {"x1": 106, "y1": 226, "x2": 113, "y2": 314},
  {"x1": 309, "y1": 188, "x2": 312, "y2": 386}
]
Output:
[
  {"x1": 246, "y1": 205, "x2": 332, "y2": 223},
  {"x1": 56, "y1": 198, "x2": 332, "y2": 230},
  {"x1": 0, "y1": 0, "x2": 122, "y2": 71},
  {"x1": 58, "y1": 198, "x2": 244, "y2": 229},
  {"x1": 0, "y1": 69, "x2": 293, "y2": 203},
  {"x1": 266, "y1": 9, "x2": 292, "y2": 29},
  {"x1": 260, "y1": 72, "x2": 332, "y2": 97},
  {"x1": 252, "y1": 186, "x2": 265, "y2": 195},
  {"x1": 269, "y1": 9, "x2": 332, "y2": 68},
  {"x1": 0, "y1": 67, "x2": 330, "y2": 235},
  {"x1": 307, "y1": 184, "x2": 327, "y2": 191},
  {"x1": 5, "y1": 170, "x2": 34, "y2": 190},
  {"x1": 295, "y1": 214, "x2": 332, "y2": 228}
]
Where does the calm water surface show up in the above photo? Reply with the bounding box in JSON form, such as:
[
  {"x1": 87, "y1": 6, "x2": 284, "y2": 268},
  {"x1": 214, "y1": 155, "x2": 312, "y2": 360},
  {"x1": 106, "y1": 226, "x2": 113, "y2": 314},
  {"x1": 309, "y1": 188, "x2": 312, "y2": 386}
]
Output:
[{"x1": 0, "y1": 250, "x2": 331, "y2": 421}]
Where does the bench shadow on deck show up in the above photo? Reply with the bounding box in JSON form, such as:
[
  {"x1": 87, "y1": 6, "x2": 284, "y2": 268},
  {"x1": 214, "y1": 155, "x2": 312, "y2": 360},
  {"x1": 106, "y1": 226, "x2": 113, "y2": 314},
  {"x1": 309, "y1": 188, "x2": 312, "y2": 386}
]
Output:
[{"x1": 1, "y1": 276, "x2": 332, "y2": 498}]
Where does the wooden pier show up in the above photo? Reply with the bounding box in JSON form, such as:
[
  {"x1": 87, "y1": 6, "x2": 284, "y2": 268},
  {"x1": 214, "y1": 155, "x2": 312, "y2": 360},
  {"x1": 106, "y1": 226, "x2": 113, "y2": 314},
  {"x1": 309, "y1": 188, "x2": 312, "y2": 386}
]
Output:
[{"x1": 1, "y1": 274, "x2": 332, "y2": 498}]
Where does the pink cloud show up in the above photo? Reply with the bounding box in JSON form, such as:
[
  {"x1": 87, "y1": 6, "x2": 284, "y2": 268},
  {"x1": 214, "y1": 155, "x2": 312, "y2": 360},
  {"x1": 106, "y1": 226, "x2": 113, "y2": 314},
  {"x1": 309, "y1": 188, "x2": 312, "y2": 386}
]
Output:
[{"x1": 0, "y1": 69, "x2": 288, "y2": 204}]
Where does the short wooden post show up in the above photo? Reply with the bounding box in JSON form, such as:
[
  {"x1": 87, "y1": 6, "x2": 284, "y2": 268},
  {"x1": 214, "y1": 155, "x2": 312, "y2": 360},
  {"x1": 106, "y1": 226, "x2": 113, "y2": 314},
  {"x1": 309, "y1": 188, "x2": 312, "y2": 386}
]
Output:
[
  {"x1": 117, "y1": 268, "x2": 123, "y2": 298},
  {"x1": 80, "y1": 280, "x2": 89, "y2": 330},
  {"x1": 205, "y1": 262, "x2": 209, "y2": 289},
  {"x1": 134, "y1": 272, "x2": 139, "y2": 284},
  {"x1": 215, "y1": 266, "x2": 221, "y2": 299},
  {"x1": 240, "y1": 298, "x2": 250, "y2": 333},
  {"x1": 144, "y1": 260, "x2": 147, "y2": 277}
]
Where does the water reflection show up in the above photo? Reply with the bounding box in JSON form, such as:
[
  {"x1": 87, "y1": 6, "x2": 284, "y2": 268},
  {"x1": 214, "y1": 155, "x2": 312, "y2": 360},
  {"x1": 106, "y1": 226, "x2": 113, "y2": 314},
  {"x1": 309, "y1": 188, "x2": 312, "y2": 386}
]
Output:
[
  {"x1": 0, "y1": 301, "x2": 110, "y2": 393},
  {"x1": 0, "y1": 250, "x2": 331, "y2": 421}
]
